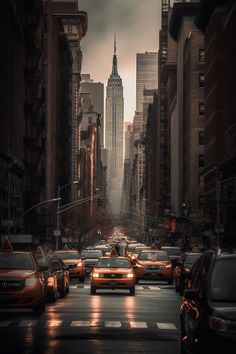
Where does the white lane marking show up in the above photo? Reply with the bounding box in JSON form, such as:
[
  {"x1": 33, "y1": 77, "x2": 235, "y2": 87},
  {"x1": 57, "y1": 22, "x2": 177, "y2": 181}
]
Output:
[
  {"x1": 18, "y1": 320, "x2": 37, "y2": 327},
  {"x1": 71, "y1": 321, "x2": 90, "y2": 327},
  {"x1": 135, "y1": 286, "x2": 144, "y2": 290},
  {"x1": 105, "y1": 321, "x2": 121, "y2": 328},
  {"x1": 48, "y1": 320, "x2": 62, "y2": 327},
  {"x1": 130, "y1": 321, "x2": 147, "y2": 328},
  {"x1": 0, "y1": 321, "x2": 11, "y2": 327},
  {"x1": 148, "y1": 286, "x2": 161, "y2": 290},
  {"x1": 157, "y1": 322, "x2": 177, "y2": 330},
  {"x1": 70, "y1": 285, "x2": 78, "y2": 289},
  {"x1": 84, "y1": 285, "x2": 90, "y2": 289}
]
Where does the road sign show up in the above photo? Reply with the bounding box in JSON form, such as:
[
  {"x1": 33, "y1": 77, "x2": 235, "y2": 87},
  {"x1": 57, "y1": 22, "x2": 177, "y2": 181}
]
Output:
[{"x1": 54, "y1": 229, "x2": 61, "y2": 236}]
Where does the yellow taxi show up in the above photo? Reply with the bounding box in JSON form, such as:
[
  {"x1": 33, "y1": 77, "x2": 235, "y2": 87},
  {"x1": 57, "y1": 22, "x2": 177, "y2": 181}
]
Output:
[
  {"x1": 90, "y1": 253, "x2": 136, "y2": 295},
  {"x1": 129, "y1": 245, "x2": 152, "y2": 261},
  {"x1": 0, "y1": 237, "x2": 45, "y2": 315},
  {"x1": 54, "y1": 246, "x2": 85, "y2": 282},
  {"x1": 134, "y1": 249, "x2": 173, "y2": 284}
]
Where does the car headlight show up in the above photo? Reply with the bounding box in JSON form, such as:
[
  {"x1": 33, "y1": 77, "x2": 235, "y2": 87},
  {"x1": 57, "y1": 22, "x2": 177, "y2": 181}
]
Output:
[
  {"x1": 209, "y1": 316, "x2": 236, "y2": 332},
  {"x1": 165, "y1": 264, "x2": 172, "y2": 268},
  {"x1": 25, "y1": 276, "x2": 38, "y2": 287},
  {"x1": 77, "y1": 262, "x2": 83, "y2": 267},
  {"x1": 92, "y1": 273, "x2": 102, "y2": 278},
  {"x1": 126, "y1": 273, "x2": 134, "y2": 278}
]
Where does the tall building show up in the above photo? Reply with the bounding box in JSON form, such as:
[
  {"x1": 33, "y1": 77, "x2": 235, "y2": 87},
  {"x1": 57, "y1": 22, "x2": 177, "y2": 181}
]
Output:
[
  {"x1": 105, "y1": 37, "x2": 124, "y2": 215},
  {"x1": 136, "y1": 52, "x2": 158, "y2": 113},
  {"x1": 80, "y1": 74, "x2": 104, "y2": 147}
]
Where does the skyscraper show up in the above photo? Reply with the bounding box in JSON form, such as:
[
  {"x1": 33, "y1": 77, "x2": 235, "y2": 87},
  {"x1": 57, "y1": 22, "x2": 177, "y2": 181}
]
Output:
[
  {"x1": 136, "y1": 52, "x2": 158, "y2": 113},
  {"x1": 105, "y1": 36, "x2": 124, "y2": 215}
]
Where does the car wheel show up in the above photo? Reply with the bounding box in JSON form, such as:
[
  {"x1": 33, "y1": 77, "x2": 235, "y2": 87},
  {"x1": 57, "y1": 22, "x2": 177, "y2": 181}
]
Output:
[
  {"x1": 33, "y1": 298, "x2": 45, "y2": 316},
  {"x1": 59, "y1": 286, "x2": 66, "y2": 298},
  {"x1": 79, "y1": 274, "x2": 85, "y2": 283},
  {"x1": 66, "y1": 285, "x2": 69, "y2": 294},
  {"x1": 167, "y1": 278, "x2": 173, "y2": 285},
  {"x1": 129, "y1": 287, "x2": 135, "y2": 296},
  {"x1": 90, "y1": 287, "x2": 96, "y2": 295},
  {"x1": 135, "y1": 278, "x2": 139, "y2": 284}
]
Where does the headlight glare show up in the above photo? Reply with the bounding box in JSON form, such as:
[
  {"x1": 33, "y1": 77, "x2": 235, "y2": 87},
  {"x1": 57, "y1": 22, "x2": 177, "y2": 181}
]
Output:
[{"x1": 25, "y1": 276, "x2": 38, "y2": 287}]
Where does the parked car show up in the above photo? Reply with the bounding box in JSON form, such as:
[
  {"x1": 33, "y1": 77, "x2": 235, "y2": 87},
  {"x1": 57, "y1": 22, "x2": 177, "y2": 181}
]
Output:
[
  {"x1": 34, "y1": 250, "x2": 69, "y2": 301},
  {"x1": 161, "y1": 246, "x2": 182, "y2": 267},
  {"x1": 174, "y1": 252, "x2": 201, "y2": 294},
  {"x1": 180, "y1": 248, "x2": 236, "y2": 354},
  {"x1": 0, "y1": 237, "x2": 45, "y2": 315},
  {"x1": 90, "y1": 256, "x2": 136, "y2": 295},
  {"x1": 134, "y1": 250, "x2": 173, "y2": 284},
  {"x1": 54, "y1": 247, "x2": 85, "y2": 282}
]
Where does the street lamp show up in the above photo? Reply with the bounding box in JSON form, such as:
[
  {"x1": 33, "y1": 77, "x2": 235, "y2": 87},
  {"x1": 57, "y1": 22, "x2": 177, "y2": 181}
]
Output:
[
  {"x1": 15, "y1": 197, "x2": 61, "y2": 228},
  {"x1": 56, "y1": 180, "x2": 80, "y2": 250}
]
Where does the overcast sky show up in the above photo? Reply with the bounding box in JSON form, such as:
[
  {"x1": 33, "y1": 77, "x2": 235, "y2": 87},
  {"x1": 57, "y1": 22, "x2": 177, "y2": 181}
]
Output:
[{"x1": 78, "y1": 0, "x2": 161, "y2": 122}]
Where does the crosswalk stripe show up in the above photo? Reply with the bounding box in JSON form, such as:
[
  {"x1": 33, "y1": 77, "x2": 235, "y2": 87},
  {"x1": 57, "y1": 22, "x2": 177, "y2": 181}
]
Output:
[
  {"x1": 84, "y1": 285, "x2": 90, "y2": 289},
  {"x1": 148, "y1": 286, "x2": 161, "y2": 290},
  {"x1": 157, "y1": 322, "x2": 177, "y2": 330},
  {"x1": 18, "y1": 320, "x2": 37, "y2": 327},
  {"x1": 47, "y1": 320, "x2": 62, "y2": 327},
  {"x1": 70, "y1": 285, "x2": 78, "y2": 289},
  {"x1": 0, "y1": 321, "x2": 11, "y2": 327},
  {"x1": 135, "y1": 286, "x2": 144, "y2": 290},
  {"x1": 105, "y1": 321, "x2": 121, "y2": 328},
  {"x1": 130, "y1": 321, "x2": 147, "y2": 328},
  {"x1": 71, "y1": 320, "x2": 90, "y2": 327}
]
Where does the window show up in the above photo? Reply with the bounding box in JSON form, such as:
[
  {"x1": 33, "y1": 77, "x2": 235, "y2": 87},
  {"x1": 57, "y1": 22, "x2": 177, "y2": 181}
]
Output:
[
  {"x1": 199, "y1": 174, "x2": 204, "y2": 187},
  {"x1": 199, "y1": 195, "x2": 205, "y2": 207},
  {"x1": 199, "y1": 103, "x2": 205, "y2": 116},
  {"x1": 199, "y1": 154, "x2": 204, "y2": 167},
  {"x1": 199, "y1": 49, "x2": 205, "y2": 63},
  {"x1": 199, "y1": 131, "x2": 204, "y2": 145},
  {"x1": 199, "y1": 74, "x2": 205, "y2": 87},
  {"x1": 68, "y1": 25, "x2": 72, "y2": 33}
]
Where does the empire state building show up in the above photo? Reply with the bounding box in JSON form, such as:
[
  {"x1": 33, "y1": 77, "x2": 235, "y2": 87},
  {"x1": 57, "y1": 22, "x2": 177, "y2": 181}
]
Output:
[{"x1": 105, "y1": 37, "x2": 124, "y2": 215}]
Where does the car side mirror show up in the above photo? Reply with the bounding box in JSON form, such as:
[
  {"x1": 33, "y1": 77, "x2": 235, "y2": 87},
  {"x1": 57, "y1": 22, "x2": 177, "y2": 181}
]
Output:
[{"x1": 183, "y1": 289, "x2": 199, "y2": 301}]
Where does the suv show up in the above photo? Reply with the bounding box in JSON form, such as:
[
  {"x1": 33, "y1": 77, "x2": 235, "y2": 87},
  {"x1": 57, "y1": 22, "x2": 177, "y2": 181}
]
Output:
[{"x1": 180, "y1": 248, "x2": 236, "y2": 353}]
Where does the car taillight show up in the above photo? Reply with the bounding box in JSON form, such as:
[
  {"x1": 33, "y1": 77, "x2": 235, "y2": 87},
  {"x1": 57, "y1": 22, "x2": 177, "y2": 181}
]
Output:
[{"x1": 47, "y1": 276, "x2": 55, "y2": 286}]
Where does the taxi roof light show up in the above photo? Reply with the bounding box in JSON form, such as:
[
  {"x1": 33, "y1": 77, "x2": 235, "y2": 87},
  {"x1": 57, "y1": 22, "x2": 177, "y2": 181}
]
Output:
[
  {"x1": 35, "y1": 246, "x2": 45, "y2": 256},
  {"x1": 0, "y1": 237, "x2": 14, "y2": 252}
]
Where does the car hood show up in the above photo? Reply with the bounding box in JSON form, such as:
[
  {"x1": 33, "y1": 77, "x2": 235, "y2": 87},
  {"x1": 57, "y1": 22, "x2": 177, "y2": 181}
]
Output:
[
  {"x1": 0, "y1": 269, "x2": 36, "y2": 278},
  {"x1": 63, "y1": 259, "x2": 81, "y2": 265},
  {"x1": 137, "y1": 260, "x2": 170, "y2": 266},
  {"x1": 210, "y1": 302, "x2": 236, "y2": 321},
  {"x1": 93, "y1": 268, "x2": 132, "y2": 274}
]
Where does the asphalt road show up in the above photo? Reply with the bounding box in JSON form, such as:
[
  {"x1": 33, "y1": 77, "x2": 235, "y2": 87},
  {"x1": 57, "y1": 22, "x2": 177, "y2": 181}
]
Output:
[{"x1": 0, "y1": 278, "x2": 181, "y2": 354}]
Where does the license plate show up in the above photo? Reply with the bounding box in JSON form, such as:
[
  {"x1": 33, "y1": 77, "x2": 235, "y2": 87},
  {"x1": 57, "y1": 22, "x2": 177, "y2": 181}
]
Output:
[
  {"x1": 0, "y1": 294, "x2": 12, "y2": 301},
  {"x1": 109, "y1": 281, "x2": 117, "y2": 286},
  {"x1": 150, "y1": 273, "x2": 157, "y2": 276}
]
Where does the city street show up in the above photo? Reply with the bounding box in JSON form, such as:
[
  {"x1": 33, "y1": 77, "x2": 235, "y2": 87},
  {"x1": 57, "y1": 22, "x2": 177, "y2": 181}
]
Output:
[{"x1": 0, "y1": 279, "x2": 181, "y2": 354}]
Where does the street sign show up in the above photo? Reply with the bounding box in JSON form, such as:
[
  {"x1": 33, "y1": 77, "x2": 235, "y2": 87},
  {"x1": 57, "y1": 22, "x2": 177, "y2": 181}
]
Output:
[{"x1": 54, "y1": 229, "x2": 61, "y2": 236}]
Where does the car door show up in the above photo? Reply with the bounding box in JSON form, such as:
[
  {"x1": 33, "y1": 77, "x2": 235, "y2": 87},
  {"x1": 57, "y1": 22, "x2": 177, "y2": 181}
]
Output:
[{"x1": 51, "y1": 257, "x2": 64, "y2": 290}]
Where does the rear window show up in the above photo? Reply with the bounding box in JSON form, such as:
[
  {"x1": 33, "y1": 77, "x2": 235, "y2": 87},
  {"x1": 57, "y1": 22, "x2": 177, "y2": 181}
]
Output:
[
  {"x1": 138, "y1": 251, "x2": 169, "y2": 261},
  {"x1": 81, "y1": 252, "x2": 101, "y2": 259},
  {"x1": 0, "y1": 253, "x2": 35, "y2": 270},
  {"x1": 55, "y1": 252, "x2": 80, "y2": 260},
  {"x1": 185, "y1": 254, "x2": 201, "y2": 266},
  {"x1": 209, "y1": 257, "x2": 236, "y2": 302},
  {"x1": 162, "y1": 248, "x2": 182, "y2": 256},
  {"x1": 96, "y1": 258, "x2": 131, "y2": 268}
]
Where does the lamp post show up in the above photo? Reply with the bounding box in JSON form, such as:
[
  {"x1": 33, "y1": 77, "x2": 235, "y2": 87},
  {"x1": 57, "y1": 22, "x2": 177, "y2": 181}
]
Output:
[
  {"x1": 56, "y1": 180, "x2": 80, "y2": 250},
  {"x1": 216, "y1": 176, "x2": 236, "y2": 250}
]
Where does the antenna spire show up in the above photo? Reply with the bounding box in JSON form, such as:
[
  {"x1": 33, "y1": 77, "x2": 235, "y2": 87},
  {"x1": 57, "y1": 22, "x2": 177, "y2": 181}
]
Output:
[
  {"x1": 112, "y1": 35, "x2": 118, "y2": 75},
  {"x1": 114, "y1": 33, "x2": 116, "y2": 55}
]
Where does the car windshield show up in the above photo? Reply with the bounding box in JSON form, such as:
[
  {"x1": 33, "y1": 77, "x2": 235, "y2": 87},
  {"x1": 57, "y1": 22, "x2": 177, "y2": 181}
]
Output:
[
  {"x1": 138, "y1": 251, "x2": 169, "y2": 261},
  {"x1": 35, "y1": 256, "x2": 49, "y2": 268},
  {"x1": 133, "y1": 248, "x2": 149, "y2": 254},
  {"x1": 0, "y1": 253, "x2": 35, "y2": 270},
  {"x1": 209, "y1": 257, "x2": 236, "y2": 302},
  {"x1": 82, "y1": 252, "x2": 101, "y2": 259},
  {"x1": 55, "y1": 252, "x2": 80, "y2": 260},
  {"x1": 162, "y1": 248, "x2": 182, "y2": 256},
  {"x1": 96, "y1": 258, "x2": 131, "y2": 268},
  {"x1": 185, "y1": 254, "x2": 201, "y2": 266}
]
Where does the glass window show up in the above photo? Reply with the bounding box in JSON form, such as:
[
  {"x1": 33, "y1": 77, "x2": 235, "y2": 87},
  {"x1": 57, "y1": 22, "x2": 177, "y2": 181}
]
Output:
[
  {"x1": 199, "y1": 195, "x2": 205, "y2": 208},
  {"x1": 199, "y1": 174, "x2": 204, "y2": 186},
  {"x1": 199, "y1": 131, "x2": 204, "y2": 145},
  {"x1": 199, "y1": 154, "x2": 204, "y2": 167},
  {"x1": 199, "y1": 74, "x2": 205, "y2": 87},
  {"x1": 199, "y1": 103, "x2": 205, "y2": 116},
  {"x1": 138, "y1": 251, "x2": 169, "y2": 261},
  {"x1": 96, "y1": 258, "x2": 131, "y2": 268},
  {"x1": 199, "y1": 49, "x2": 205, "y2": 63},
  {"x1": 55, "y1": 251, "x2": 81, "y2": 260},
  {"x1": 184, "y1": 254, "x2": 201, "y2": 268},
  {"x1": 0, "y1": 253, "x2": 35, "y2": 270},
  {"x1": 68, "y1": 25, "x2": 72, "y2": 33},
  {"x1": 209, "y1": 258, "x2": 236, "y2": 301}
]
